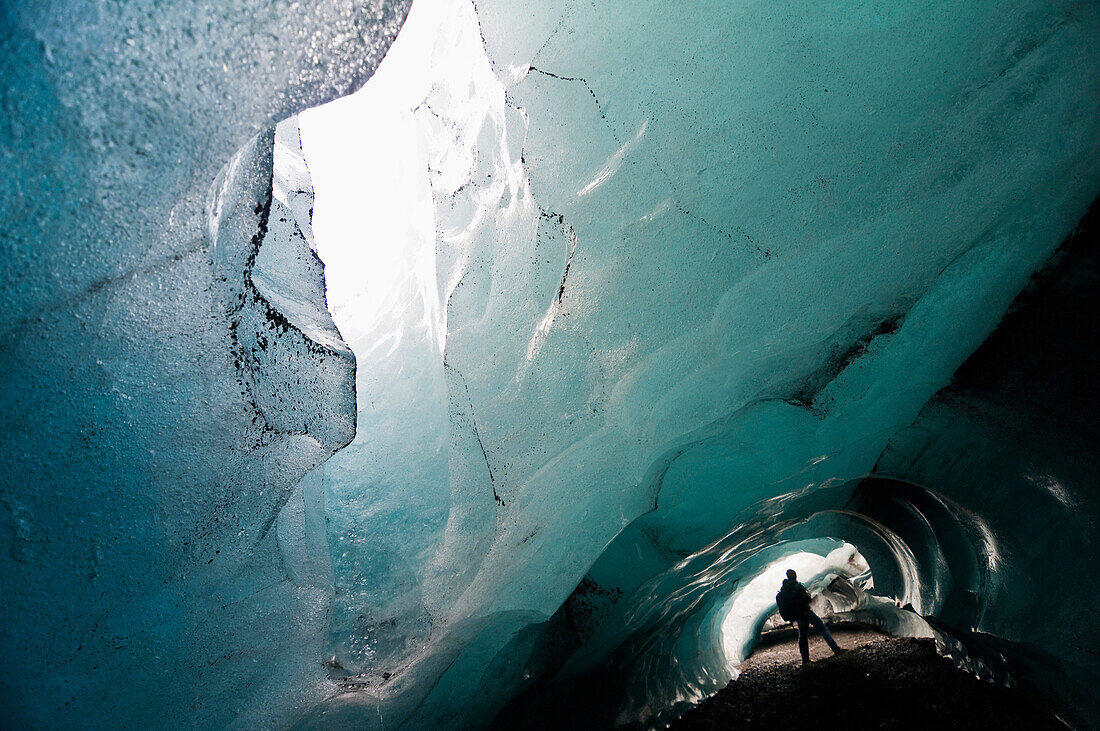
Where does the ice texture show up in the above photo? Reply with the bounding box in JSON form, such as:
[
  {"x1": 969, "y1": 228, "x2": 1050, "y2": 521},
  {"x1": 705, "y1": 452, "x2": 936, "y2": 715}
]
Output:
[
  {"x1": 299, "y1": 0, "x2": 1099, "y2": 727},
  {"x1": 0, "y1": 1, "x2": 409, "y2": 727},
  {"x1": 3, "y1": 0, "x2": 1100, "y2": 728}
]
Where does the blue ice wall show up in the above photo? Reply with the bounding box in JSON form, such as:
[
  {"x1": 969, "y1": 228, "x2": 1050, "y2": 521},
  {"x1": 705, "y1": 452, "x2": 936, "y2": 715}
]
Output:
[
  {"x1": 2, "y1": 0, "x2": 1100, "y2": 729},
  {"x1": 0, "y1": 2, "x2": 409, "y2": 727},
  {"x1": 309, "y1": 0, "x2": 1098, "y2": 727},
  {"x1": 489, "y1": 210, "x2": 1100, "y2": 728}
]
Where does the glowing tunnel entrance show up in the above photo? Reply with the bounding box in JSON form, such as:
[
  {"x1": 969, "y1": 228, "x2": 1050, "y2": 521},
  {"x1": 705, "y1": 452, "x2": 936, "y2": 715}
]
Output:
[{"x1": 717, "y1": 542, "x2": 869, "y2": 669}]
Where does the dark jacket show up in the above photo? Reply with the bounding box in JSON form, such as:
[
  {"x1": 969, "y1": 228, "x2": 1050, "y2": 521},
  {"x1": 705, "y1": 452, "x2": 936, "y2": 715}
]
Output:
[{"x1": 776, "y1": 578, "x2": 812, "y2": 621}]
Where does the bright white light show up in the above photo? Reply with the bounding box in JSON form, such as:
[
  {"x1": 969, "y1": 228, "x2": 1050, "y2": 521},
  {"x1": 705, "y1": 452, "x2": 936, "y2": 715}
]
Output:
[
  {"x1": 718, "y1": 543, "x2": 867, "y2": 668},
  {"x1": 297, "y1": 0, "x2": 498, "y2": 356},
  {"x1": 577, "y1": 119, "x2": 648, "y2": 197}
]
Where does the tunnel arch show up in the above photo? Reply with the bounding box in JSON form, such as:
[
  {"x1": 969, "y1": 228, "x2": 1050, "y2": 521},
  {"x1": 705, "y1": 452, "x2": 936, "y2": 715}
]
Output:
[{"x1": 490, "y1": 466, "x2": 1088, "y2": 729}]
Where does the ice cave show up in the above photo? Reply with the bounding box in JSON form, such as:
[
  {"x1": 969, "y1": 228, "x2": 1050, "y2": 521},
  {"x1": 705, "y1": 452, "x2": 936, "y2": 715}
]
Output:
[{"x1": 2, "y1": 0, "x2": 1099, "y2": 728}]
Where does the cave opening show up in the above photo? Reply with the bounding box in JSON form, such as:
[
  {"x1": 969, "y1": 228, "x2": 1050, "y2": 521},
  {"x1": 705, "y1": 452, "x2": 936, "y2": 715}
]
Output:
[{"x1": 717, "y1": 542, "x2": 870, "y2": 670}]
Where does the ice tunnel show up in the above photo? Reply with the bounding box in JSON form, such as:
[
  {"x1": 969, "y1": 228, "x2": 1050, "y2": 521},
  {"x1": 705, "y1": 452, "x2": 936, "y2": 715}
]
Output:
[{"x1": 2, "y1": 0, "x2": 1099, "y2": 728}]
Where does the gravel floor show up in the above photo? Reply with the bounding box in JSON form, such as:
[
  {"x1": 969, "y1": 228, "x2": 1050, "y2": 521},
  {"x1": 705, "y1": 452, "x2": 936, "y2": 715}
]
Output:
[{"x1": 671, "y1": 624, "x2": 1064, "y2": 730}]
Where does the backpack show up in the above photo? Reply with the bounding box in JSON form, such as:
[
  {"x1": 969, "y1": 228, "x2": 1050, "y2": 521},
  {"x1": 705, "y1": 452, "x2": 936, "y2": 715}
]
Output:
[
  {"x1": 776, "y1": 582, "x2": 810, "y2": 621},
  {"x1": 776, "y1": 589, "x2": 797, "y2": 621}
]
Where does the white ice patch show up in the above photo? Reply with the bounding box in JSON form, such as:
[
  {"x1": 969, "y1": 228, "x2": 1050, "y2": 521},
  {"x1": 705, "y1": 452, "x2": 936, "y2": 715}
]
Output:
[{"x1": 577, "y1": 119, "x2": 648, "y2": 197}]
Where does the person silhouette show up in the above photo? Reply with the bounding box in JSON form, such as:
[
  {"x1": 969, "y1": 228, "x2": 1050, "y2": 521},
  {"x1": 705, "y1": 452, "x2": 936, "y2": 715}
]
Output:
[{"x1": 775, "y1": 569, "x2": 844, "y2": 664}]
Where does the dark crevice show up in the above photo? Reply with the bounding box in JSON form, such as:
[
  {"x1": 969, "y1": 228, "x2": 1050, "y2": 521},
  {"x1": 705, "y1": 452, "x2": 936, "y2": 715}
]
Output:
[
  {"x1": 538, "y1": 208, "x2": 579, "y2": 304},
  {"x1": 785, "y1": 310, "x2": 907, "y2": 413},
  {"x1": 871, "y1": 194, "x2": 1100, "y2": 474},
  {"x1": 444, "y1": 357, "x2": 505, "y2": 507}
]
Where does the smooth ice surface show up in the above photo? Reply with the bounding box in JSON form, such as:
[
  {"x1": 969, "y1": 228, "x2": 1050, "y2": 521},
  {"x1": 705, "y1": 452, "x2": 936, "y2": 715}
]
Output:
[
  {"x1": 297, "y1": 0, "x2": 1099, "y2": 727},
  {"x1": 3, "y1": 0, "x2": 1100, "y2": 728}
]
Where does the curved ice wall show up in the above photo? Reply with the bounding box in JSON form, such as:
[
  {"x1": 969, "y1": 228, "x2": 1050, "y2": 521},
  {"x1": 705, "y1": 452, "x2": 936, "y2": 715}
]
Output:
[
  {"x1": 0, "y1": 1, "x2": 409, "y2": 727},
  {"x1": 3, "y1": 0, "x2": 1100, "y2": 728},
  {"x1": 304, "y1": 0, "x2": 1099, "y2": 728}
]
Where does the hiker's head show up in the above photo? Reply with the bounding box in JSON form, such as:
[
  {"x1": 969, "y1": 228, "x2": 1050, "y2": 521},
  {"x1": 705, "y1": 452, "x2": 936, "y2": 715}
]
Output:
[{"x1": 786, "y1": 569, "x2": 797, "y2": 581}]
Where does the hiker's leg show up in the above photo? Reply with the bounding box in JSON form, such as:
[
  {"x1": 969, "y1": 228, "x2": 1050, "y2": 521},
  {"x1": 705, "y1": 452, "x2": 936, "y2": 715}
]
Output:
[
  {"x1": 806, "y1": 611, "x2": 841, "y2": 653},
  {"x1": 797, "y1": 619, "x2": 810, "y2": 662}
]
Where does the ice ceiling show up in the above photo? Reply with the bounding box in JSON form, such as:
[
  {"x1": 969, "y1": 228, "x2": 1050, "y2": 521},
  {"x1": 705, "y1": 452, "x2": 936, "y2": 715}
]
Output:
[{"x1": 2, "y1": 0, "x2": 1099, "y2": 728}]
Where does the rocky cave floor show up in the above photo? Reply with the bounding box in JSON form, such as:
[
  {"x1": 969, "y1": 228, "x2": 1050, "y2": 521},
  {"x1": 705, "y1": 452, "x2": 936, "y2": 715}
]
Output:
[{"x1": 670, "y1": 623, "x2": 1064, "y2": 730}]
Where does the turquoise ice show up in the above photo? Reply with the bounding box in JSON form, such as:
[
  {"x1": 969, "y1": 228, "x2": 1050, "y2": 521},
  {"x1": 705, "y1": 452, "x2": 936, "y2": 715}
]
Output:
[{"x1": 1, "y1": 0, "x2": 1098, "y2": 727}]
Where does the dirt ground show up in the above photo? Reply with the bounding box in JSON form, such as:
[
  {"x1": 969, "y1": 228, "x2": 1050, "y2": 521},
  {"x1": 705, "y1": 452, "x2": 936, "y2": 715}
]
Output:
[{"x1": 671, "y1": 624, "x2": 1065, "y2": 730}]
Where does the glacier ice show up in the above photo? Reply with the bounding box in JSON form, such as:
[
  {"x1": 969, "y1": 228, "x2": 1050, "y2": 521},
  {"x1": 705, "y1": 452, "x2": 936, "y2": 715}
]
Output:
[
  {"x1": 2, "y1": 0, "x2": 1100, "y2": 728},
  {"x1": 0, "y1": 0, "x2": 409, "y2": 727}
]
